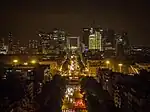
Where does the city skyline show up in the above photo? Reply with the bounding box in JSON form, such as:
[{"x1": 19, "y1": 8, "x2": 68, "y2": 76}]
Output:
[{"x1": 0, "y1": 0, "x2": 150, "y2": 45}]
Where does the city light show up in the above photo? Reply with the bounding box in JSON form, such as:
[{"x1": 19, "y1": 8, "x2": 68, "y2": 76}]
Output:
[
  {"x1": 118, "y1": 63, "x2": 123, "y2": 67},
  {"x1": 85, "y1": 67, "x2": 89, "y2": 72},
  {"x1": 118, "y1": 63, "x2": 123, "y2": 72},
  {"x1": 74, "y1": 99, "x2": 86, "y2": 108},
  {"x1": 65, "y1": 94, "x2": 69, "y2": 98},
  {"x1": 24, "y1": 62, "x2": 28, "y2": 65},
  {"x1": 106, "y1": 60, "x2": 110, "y2": 68},
  {"x1": 106, "y1": 60, "x2": 110, "y2": 64},
  {"x1": 31, "y1": 60, "x2": 36, "y2": 64},
  {"x1": 13, "y1": 59, "x2": 18, "y2": 63}
]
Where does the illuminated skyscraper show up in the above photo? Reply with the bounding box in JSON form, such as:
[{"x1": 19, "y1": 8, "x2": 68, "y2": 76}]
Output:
[
  {"x1": 28, "y1": 40, "x2": 38, "y2": 54},
  {"x1": 39, "y1": 29, "x2": 67, "y2": 54},
  {"x1": 89, "y1": 30, "x2": 102, "y2": 51},
  {"x1": 0, "y1": 38, "x2": 8, "y2": 54}
]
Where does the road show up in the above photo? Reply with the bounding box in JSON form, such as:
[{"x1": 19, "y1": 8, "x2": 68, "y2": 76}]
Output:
[{"x1": 60, "y1": 55, "x2": 88, "y2": 112}]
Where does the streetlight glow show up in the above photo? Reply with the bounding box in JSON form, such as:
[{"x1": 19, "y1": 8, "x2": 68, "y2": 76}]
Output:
[
  {"x1": 106, "y1": 60, "x2": 110, "y2": 68},
  {"x1": 31, "y1": 60, "x2": 36, "y2": 64},
  {"x1": 13, "y1": 59, "x2": 18, "y2": 63},
  {"x1": 118, "y1": 63, "x2": 123, "y2": 72},
  {"x1": 118, "y1": 63, "x2": 123, "y2": 67},
  {"x1": 106, "y1": 60, "x2": 110, "y2": 64}
]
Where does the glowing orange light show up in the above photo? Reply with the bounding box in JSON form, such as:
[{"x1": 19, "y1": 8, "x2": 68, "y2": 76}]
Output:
[{"x1": 74, "y1": 99, "x2": 86, "y2": 109}]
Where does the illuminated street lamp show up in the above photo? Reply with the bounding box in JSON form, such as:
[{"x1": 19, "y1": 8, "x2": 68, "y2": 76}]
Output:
[
  {"x1": 118, "y1": 63, "x2": 123, "y2": 72},
  {"x1": 13, "y1": 59, "x2": 18, "y2": 63},
  {"x1": 106, "y1": 60, "x2": 110, "y2": 68},
  {"x1": 31, "y1": 60, "x2": 36, "y2": 64},
  {"x1": 13, "y1": 59, "x2": 19, "y2": 66}
]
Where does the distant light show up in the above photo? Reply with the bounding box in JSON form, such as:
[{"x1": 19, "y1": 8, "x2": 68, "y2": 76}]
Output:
[
  {"x1": 70, "y1": 98, "x2": 73, "y2": 103},
  {"x1": 24, "y1": 62, "x2": 28, "y2": 65},
  {"x1": 65, "y1": 94, "x2": 68, "y2": 98},
  {"x1": 13, "y1": 59, "x2": 18, "y2": 63},
  {"x1": 31, "y1": 60, "x2": 36, "y2": 64},
  {"x1": 69, "y1": 77, "x2": 73, "y2": 79},
  {"x1": 118, "y1": 63, "x2": 123, "y2": 67},
  {"x1": 106, "y1": 60, "x2": 110, "y2": 64},
  {"x1": 70, "y1": 93, "x2": 73, "y2": 96}
]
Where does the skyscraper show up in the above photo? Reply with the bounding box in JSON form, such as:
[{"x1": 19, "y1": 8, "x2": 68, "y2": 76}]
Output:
[
  {"x1": 28, "y1": 40, "x2": 39, "y2": 54},
  {"x1": 88, "y1": 30, "x2": 102, "y2": 51},
  {"x1": 102, "y1": 29, "x2": 115, "y2": 51},
  {"x1": 39, "y1": 29, "x2": 67, "y2": 54},
  {"x1": 39, "y1": 32, "x2": 51, "y2": 54},
  {"x1": 0, "y1": 38, "x2": 4, "y2": 50},
  {"x1": 0, "y1": 38, "x2": 7, "y2": 54},
  {"x1": 82, "y1": 28, "x2": 91, "y2": 49},
  {"x1": 13, "y1": 40, "x2": 20, "y2": 54},
  {"x1": 8, "y1": 32, "x2": 13, "y2": 54}
]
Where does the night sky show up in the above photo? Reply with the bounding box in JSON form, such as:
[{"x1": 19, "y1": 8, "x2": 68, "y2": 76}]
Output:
[{"x1": 0, "y1": 0, "x2": 150, "y2": 45}]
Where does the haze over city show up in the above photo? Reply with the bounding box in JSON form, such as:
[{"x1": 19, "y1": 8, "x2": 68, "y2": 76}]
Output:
[
  {"x1": 0, "y1": 0, "x2": 150, "y2": 45},
  {"x1": 0, "y1": 0, "x2": 150, "y2": 112}
]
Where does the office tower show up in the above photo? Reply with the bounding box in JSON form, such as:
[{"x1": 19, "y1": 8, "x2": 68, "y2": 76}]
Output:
[
  {"x1": 0, "y1": 38, "x2": 8, "y2": 54},
  {"x1": 39, "y1": 32, "x2": 52, "y2": 54},
  {"x1": 0, "y1": 38, "x2": 4, "y2": 48},
  {"x1": 13, "y1": 40, "x2": 20, "y2": 54},
  {"x1": 115, "y1": 34, "x2": 125, "y2": 58},
  {"x1": 88, "y1": 30, "x2": 102, "y2": 51},
  {"x1": 52, "y1": 29, "x2": 67, "y2": 53},
  {"x1": 82, "y1": 28, "x2": 91, "y2": 49},
  {"x1": 115, "y1": 31, "x2": 129, "y2": 58},
  {"x1": 39, "y1": 29, "x2": 67, "y2": 54},
  {"x1": 28, "y1": 40, "x2": 38, "y2": 54},
  {"x1": 20, "y1": 46, "x2": 28, "y2": 54},
  {"x1": 0, "y1": 38, "x2": 4, "y2": 52},
  {"x1": 8, "y1": 32, "x2": 13, "y2": 54},
  {"x1": 102, "y1": 29, "x2": 115, "y2": 51}
]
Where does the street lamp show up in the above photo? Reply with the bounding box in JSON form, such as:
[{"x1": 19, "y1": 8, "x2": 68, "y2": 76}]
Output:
[
  {"x1": 118, "y1": 63, "x2": 123, "y2": 72},
  {"x1": 106, "y1": 60, "x2": 110, "y2": 68},
  {"x1": 13, "y1": 59, "x2": 18, "y2": 63},
  {"x1": 31, "y1": 60, "x2": 36, "y2": 64},
  {"x1": 13, "y1": 59, "x2": 18, "y2": 65}
]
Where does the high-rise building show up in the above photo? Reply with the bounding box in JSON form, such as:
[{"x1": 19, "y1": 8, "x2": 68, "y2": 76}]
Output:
[
  {"x1": 0, "y1": 38, "x2": 8, "y2": 54},
  {"x1": 8, "y1": 32, "x2": 13, "y2": 54},
  {"x1": 39, "y1": 29, "x2": 67, "y2": 54},
  {"x1": 89, "y1": 30, "x2": 102, "y2": 51},
  {"x1": 102, "y1": 29, "x2": 115, "y2": 51},
  {"x1": 82, "y1": 28, "x2": 91, "y2": 49},
  {"x1": 13, "y1": 40, "x2": 21, "y2": 54},
  {"x1": 0, "y1": 38, "x2": 4, "y2": 48},
  {"x1": 28, "y1": 40, "x2": 38, "y2": 54},
  {"x1": 39, "y1": 33, "x2": 52, "y2": 54},
  {"x1": 115, "y1": 34, "x2": 125, "y2": 58},
  {"x1": 115, "y1": 31, "x2": 129, "y2": 58}
]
